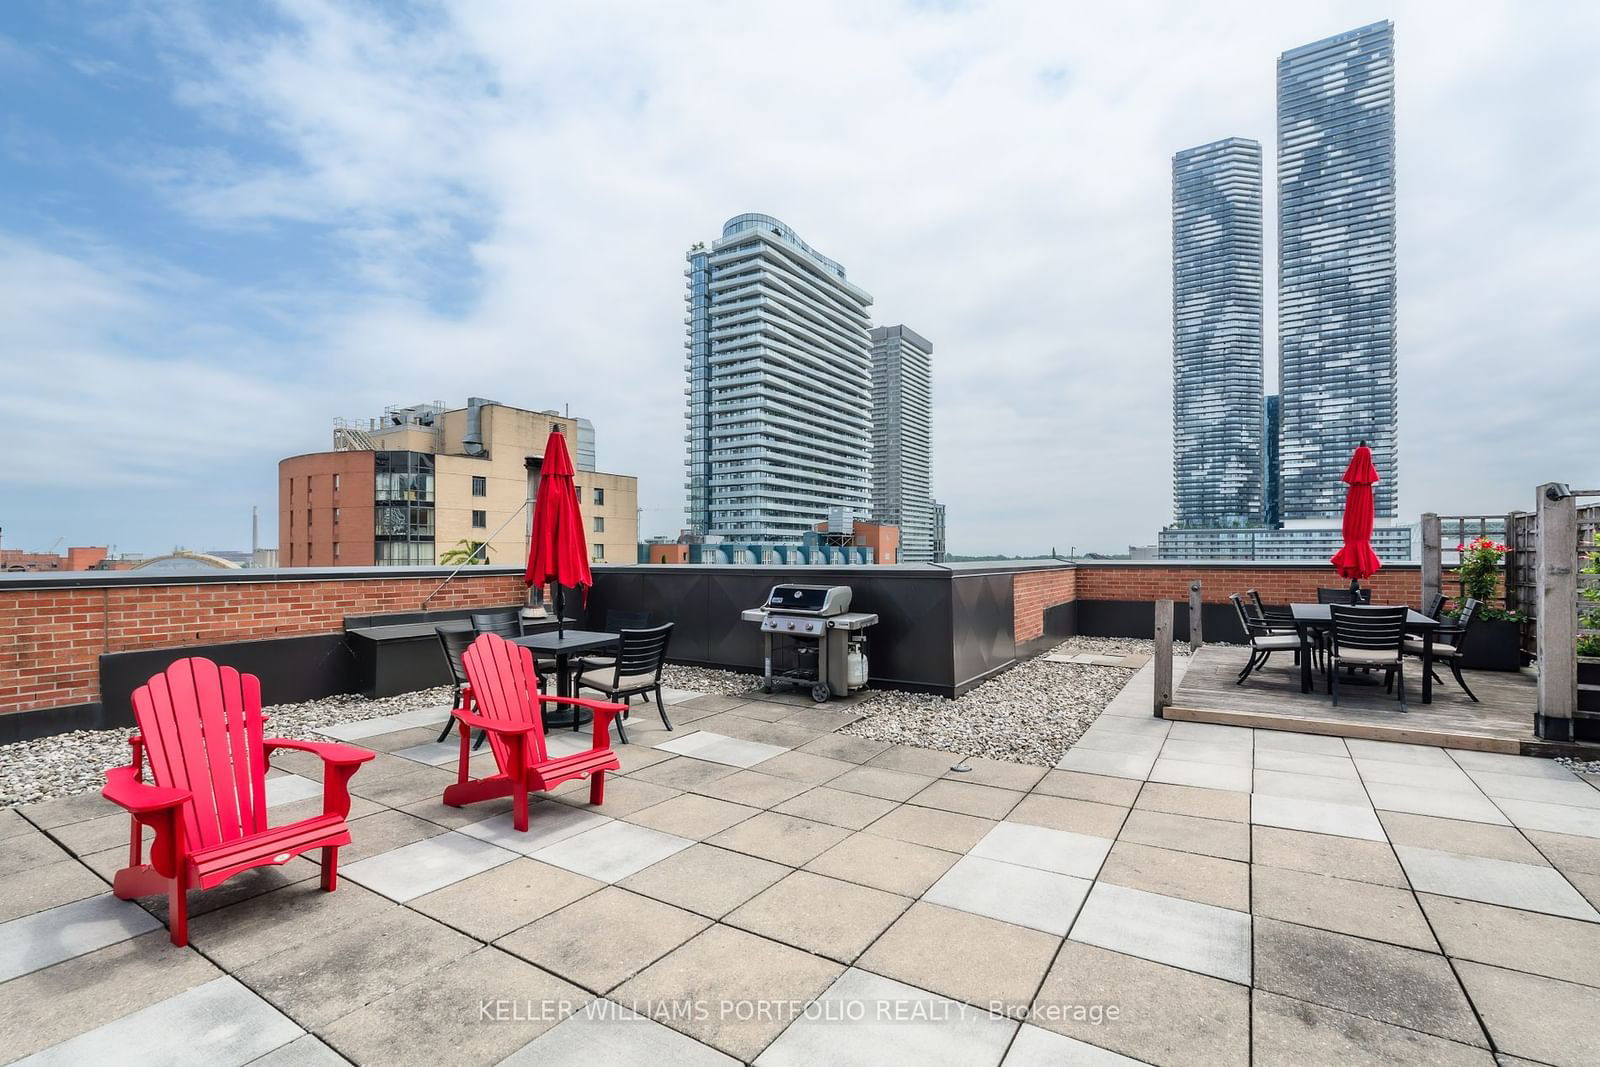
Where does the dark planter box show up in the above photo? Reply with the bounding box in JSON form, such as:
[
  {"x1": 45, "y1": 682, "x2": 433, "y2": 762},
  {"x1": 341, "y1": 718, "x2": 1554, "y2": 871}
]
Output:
[
  {"x1": 1455, "y1": 618, "x2": 1522, "y2": 671},
  {"x1": 1580, "y1": 658, "x2": 1600, "y2": 715}
]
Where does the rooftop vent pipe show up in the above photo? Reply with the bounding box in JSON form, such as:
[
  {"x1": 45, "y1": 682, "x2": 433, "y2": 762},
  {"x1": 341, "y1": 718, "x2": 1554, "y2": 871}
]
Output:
[{"x1": 463, "y1": 397, "x2": 490, "y2": 456}]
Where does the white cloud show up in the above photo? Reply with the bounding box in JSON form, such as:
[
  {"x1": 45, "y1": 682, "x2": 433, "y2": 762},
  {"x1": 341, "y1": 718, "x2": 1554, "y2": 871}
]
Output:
[{"x1": 6, "y1": 0, "x2": 1599, "y2": 553}]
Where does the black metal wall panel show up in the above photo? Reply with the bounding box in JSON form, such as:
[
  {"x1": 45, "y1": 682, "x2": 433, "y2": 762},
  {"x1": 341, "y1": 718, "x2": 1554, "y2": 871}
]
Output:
[{"x1": 950, "y1": 572, "x2": 1016, "y2": 693}]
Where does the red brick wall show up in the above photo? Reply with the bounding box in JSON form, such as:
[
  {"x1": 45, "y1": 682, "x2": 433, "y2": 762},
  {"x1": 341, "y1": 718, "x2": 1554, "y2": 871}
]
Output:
[
  {"x1": 1072, "y1": 565, "x2": 1423, "y2": 607},
  {"x1": 1013, "y1": 569, "x2": 1078, "y2": 642},
  {"x1": 280, "y1": 452, "x2": 377, "y2": 568},
  {"x1": 0, "y1": 572, "x2": 525, "y2": 717}
]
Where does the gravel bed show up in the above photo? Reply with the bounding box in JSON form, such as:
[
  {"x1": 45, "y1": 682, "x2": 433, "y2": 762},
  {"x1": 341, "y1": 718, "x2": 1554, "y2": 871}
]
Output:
[
  {"x1": 661, "y1": 663, "x2": 762, "y2": 696},
  {"x1": 0, "y1": 686, "x2": 453, "y2": 809},
  {"x1": 840, "y1": 636, "x2": 1183, "y2": 768}
]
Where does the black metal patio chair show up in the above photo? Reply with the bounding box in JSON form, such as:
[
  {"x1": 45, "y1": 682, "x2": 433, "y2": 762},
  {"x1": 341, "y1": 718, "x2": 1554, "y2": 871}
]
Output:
[
  {"x1": 1404, "y1": 597, "x2": 1480, "y2": 702},
  {"x1": 1230, "y1": 594, "x2": 1306, "y2": 686},
  {"x1": 574, "y1": 623, "x2": 675, "y2": 742},
  {"x1": 1328, "y1": 604, "x2": 1409, "y2": 710}
]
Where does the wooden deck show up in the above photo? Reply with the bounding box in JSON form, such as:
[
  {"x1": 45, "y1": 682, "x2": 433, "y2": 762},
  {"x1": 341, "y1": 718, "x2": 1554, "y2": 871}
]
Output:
[{"x1": 1169, "y1": 644, "x2": 1593, "y2": 757}]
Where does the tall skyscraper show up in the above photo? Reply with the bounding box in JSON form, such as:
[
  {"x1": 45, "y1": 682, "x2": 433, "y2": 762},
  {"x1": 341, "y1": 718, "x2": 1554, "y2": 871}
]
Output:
[
  {"x1": 1277, "y1": 20, "x2": 1398, "y2": 520},
  {"x1": 684, "y1": 214, "x2": 874, "y2": 543},
  {"x1": 1171, "y1": 137, "x2": 1265, "y2": 527},
  {"x1": 869, "y1": 325, "x2": 934, "y2": 562},
  {"x1": 1263, "y1": 393, "x2": 1282, "y2": 527}
]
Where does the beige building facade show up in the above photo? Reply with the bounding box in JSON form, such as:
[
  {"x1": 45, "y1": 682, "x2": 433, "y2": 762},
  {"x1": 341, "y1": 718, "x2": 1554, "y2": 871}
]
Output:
[{"x1": 282, "y1": 399, "x2": 637, "y2": 568}]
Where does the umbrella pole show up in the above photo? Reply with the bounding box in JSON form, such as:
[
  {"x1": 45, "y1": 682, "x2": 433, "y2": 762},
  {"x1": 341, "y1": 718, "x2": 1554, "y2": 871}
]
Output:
[
  {"x1": 1349, "y1": 578, "x2": 1360, "y2": 604},
  {"x1": 556, "y1": 586, "x2": 565, "y2": 640}
]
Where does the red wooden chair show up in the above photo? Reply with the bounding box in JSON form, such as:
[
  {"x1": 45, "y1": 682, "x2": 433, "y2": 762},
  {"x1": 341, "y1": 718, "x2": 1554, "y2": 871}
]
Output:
[
  {"x1": 101, "y1": 657, "x2": 376, "y2": 947},
  {"x1": 443, "y1": 632, "x2": 625, "y2": 831}
]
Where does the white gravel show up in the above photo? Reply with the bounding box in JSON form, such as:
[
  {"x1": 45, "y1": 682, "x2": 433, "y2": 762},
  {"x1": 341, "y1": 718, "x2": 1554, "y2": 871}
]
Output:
[
  {"x1": 841, "y1": 636, "x2": 1184, "y2": 767},
  {"x1": 0, "y1": 686, "x2": 453, "y2": 809}
]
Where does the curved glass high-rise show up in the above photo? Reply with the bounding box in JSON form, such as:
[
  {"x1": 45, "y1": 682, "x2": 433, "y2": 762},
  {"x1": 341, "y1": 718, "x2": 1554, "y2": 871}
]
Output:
[
  {"x1": 684, "y1": 214, "x2": 874, "y2": 542},
  {"x1": 1277, "y1": 20, "x2": 1398, "y2": 520},
  {"x1": 1172, "y1": 137, "x2": 1264, "y2": 527}
]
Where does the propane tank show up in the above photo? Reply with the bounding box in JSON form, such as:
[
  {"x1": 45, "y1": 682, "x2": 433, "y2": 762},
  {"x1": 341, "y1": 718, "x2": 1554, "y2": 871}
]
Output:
[{"x1": 847, "y1": 642, "x2": 868, "y2": 689}]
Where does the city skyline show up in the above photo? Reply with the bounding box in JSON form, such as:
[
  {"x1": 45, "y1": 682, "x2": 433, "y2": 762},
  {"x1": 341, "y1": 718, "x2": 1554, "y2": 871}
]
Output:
[{"x1": 2, "y1": 4, "x2": 1596, "y2": 556}]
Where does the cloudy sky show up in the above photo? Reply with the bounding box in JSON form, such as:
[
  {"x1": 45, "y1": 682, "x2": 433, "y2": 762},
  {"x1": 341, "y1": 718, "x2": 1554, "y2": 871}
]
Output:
[{"x1": 2, "y1": 1, "x2": 1596, "y2": 558}]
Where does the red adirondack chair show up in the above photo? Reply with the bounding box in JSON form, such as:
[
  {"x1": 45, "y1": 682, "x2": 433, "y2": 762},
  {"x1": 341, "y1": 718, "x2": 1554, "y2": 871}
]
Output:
[
  {"x1": 102, "y1": 657, "x2": 376, "y2": 946},
  {"x1": 443, "y1": 632, "x2": 625, "y2": 831}
]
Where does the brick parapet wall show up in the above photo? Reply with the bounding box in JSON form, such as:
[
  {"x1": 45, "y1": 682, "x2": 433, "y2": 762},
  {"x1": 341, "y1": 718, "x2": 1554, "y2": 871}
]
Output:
[
  {"x1": 1013, "y1": 569, "x2": 1078, "y2": 643},
  {"x1": 0, "y1": 572, "x2": 525, "y2": 716},
  {"x1": 1072, "y1": 565, "x2": 1423, "y2": 607}
]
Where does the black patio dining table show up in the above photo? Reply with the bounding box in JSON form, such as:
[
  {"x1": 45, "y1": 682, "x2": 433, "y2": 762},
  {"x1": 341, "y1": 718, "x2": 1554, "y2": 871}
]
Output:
[
  {"x1": 513, "y1": 629, "x2": 620, "y2": 727},
  {"x1": 1289, "y1": 604, "x2": 1443, "y2": 704}
]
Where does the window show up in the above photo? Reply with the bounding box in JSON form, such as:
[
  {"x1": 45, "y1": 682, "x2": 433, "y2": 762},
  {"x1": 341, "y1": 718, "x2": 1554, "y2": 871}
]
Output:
[
  {"x1": 471, "y1": 476, "x2": 486, "y2": 497},
  {"x1": 306, "y1": 509, "x2": 312, "y2": 528},
  {"x1": 593, "y1": 487, "x2": 605, "y2": 506},
  {"x1": 592, "y1": 544, "x2": 605, "y2": 560},
  {"x1": 307, "y1": 543, "x2": 313, "y2": 560},
  {"x1": 332, "y1": 507, "x2": 341, "y2": 526},
  {"x1": 333, "y1": 473, "x2": 341, "y2": 493},
  {"x1": 472, "y1": 509, "x2": 487, "y2": 529},
  {"x1": 306, "y1": 475, "x2": 313, "y2": 500},
  {"x1": 593, "y1": 516, "x2": 605, "y2": 533},
  {"x1": 333, "y1": 542, "x2": 340, "y2": 560},
  {"x1": 550, "y1": 423, "x2": 563, "y2": 434}
]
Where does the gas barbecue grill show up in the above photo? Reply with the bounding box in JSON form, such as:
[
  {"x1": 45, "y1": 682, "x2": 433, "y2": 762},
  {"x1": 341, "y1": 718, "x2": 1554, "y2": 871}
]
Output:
[{"x1": 740, "y1": 584, "x2": 879, "y2": 702}]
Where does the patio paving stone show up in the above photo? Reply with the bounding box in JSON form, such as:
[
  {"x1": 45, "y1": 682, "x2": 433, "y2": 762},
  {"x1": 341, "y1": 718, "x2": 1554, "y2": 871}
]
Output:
[
  {"x1": 1031, "y1": 769, "x2": 1143, "y2": 807},
  {"x1": 1097, "y1": 840, "x2": 1248, "y2": 911},
  {"x1": 1525, "y1": 828, "x2": 1600, "y2": 875},
  {"x1": 550, "y1": 775, "x2": 682, "y2": 817},
  {"x1": 803, "y1": 830, "x2": 960, "y2": 897},
  {"x1": 263, "y1": 772, "x2": 324, "y2": 807},
  {"x1": 1252, "y1": 768, "x2": 1371, "y2": 806},
  {"x1": 654, "y1": 731, "x2": 791, "y2": 769},
  {"x1": 1159, "y1": 739, "x2": 1254, "y2": 768},
  {"x1": 1054, "y1": 748, "x2": 1156, "y2": 781},
  {"x1": 1253, "y1": 752, "x2": 1358, "y2": 783},
  {"x1": 909, "y1": 779, "x2": 1025, "y2": 820},
  {"x1": 1353, "y1": 757, "x2": 1480, "y2": 792},
  {"x1": 0, "y1": 931, "x2": 221, "y2": 1061},
  {"x1": 672, "y1": 694, "x2": 750, "y2": 715},
  {"x1": 18, "y1": 789, "x2": 116, "y2": 829},
  {"x1": 1003, "y1": 1027, "x2": 1145, "y2": 1065},
  {"x1": 0, "y1": 856, "x2": 110, "y2": 923},
  {"x1": 776, "y1": 706, "x2": 863, "y2": 732},
  {"x1": 1250, "y1": 794, "x2": 1386, "y2": 842},
  {"x1": 1070, "y1": 881, "x2": 1250, "y2": 984},
  {"x1": 866, "y1": 744, "x2": 965, "y2": 777},
  {"x1": 1032, "y1": 941, "x2": 1249, "y2": 1066},
  {"x1": 795, "y1": 733, "x2": 891, "y2": 764},
  {"x1": 1419, "y1": 893, "x2": 1600, "y2": 987},
  {"x1": 726, "y1": 869, "x2": 909, "y2": 963},
  {"x1": 1008, "y1": 794, "x2": 1129, "y2": 838},
  {"x1": 497, "y1": 886, "x2": 709, "y2": 993},
  {"x1": 1119, "y1": 809, "x2": 1249, "y2": 861},
  {"x1": 925, "y1": 854, "x2": 1091, "y2": 935},
  {"x1": 1378, "y1": 811, "x2": 1549, "y2": 865},
  {"x1": 411, "y1": 857, "x2": 602, "y2": 941},
  {"x1": 627, "y1": 755, "x2": 740, "y2": 790},
  {"x1": 1074, "y1": 731, "x2": 1165, "y2": 758},
  {"x1": 611, "y1": 740, "x2": 675, "y2": 774},
  {"x1": 1132, "y1": 781, "x2": 1250, "y2": 822},
  {"x1": 457, "y1": 806, "x2": 611, "y2": 857},
  {"x1": 1167, "y1": 721, "x2": 1252, "y2": 747},
  {"x1": 345, "y1": 823, "x2": 517, "y2": 897},
  {"x1": 1252, "y1": 865, "x2": 1437, "y2": 951},
  {"x1": 1252, "y1": 917, "x2": 1487, "y2": 1046},
  {"x1": 346, "y1": 758, "x2": 457, "y2": 808},
  {"x1": 855, "y1": 901, "x2": 1059, "y2": 1016},
  {"x1": 619, "y1": 842, "x2": 789, "y2": 918},
  {"x1": 532, "y1": 820, "x2": 694, "y2": 883},
  {"x1": 1393, "y1": 845, "x2": 1599, "y2": 921},
  {"x1": 689, "y1": 769, "x2": 811, "y2": 809},
  {"x1": 1496, "y1": 797, "x2": 1600, "y2": 838},
  {"x1": 1251, "y1": 730, "x2": 1348, "y2": 756},
  {"x1": 689, "y1": 714, "x2": 821, "y2": 750},
  {"x1": 773, "y1": 786, "x2": 897, "y2": 830},
  {"x1": 1148, "y1": 757, "x2": 1251, "y2": 793},
  {"x1": 335, "y1": 808, "x2": 455, "y2": 863},
  {"x1": 623, "y1": 793, "x2": 761, "y2": 840},
  {"x1": 1450, "y1": 749, "x2": 1580, "y2": 779},
  {"x1": 247, "y1": 1035, "x2": 345, "y2": 1065},
  {"x1": 503, "y1": 1001, "x2": 737, "y2": 1066},
  {"x1": 231, "y1": 904, "x2": 478, "y2": 1029},
  {"x1": 399, "y1": 792, "x2": 516, "y2": 828},
  {"x1": 1466, "y1": 770, "x2": 1600, "y2": 808},
  {"x1": 313, "y1": 714, "x2": 430, "y2": 741},
  {"x1": 1365, "y1": 781, "x2": 1509, "y2": 825},
  {"x1": 1453, "y1": 960, "x2": 1600, "y2": 1065},
  {"x1": 731, "y1": 699, "x2": 806, "y2": 722},
  {"x1": 867, "y1": 803, "x2": 996, "y2": 853},
  {"x1": 186, "y1": 882, "x2": 396, "y2": 969},
  {"x1": 1251, "y1": 825, "x2": 1408, "y2": 887},
  {"x1": 0, "y1": 893, "x2": 163, "y2": 982},
  {"x1": 755, "y1": 967, "x2": 1018, "y2": 1067},
  {"x1": 612, "y1": 924, "x2": 844, "y2": 1062},
  {"x1": 97, "y1": 853, "x2": 321, "y2": 924},
  {"x1": 971, "y1": 821, "x2": 1113, "y2": 879},
  {"x1": 748, "y1": 750, "x2": 856, "y2": 785},
  {"x1": 941, "y1": 756, "x2": 1048, "y2": 791},
  {"x1": 48, "y1": 810, "x2": 137, "y2": 858},
  {"x1": 389, "y1": 739, "x2": 460, "y2": 766},
  {"x1": 1344, "y1": 739, "x2": 1456, "y2": 767},
  {"x1": 709, "y1": 811, "x2": 852, "y2": 867},
  {"x1": 1251, "y1": 990, "x2": 1493, "y2": 1067},
  {"x1": 826, "y1": 764, "x2": 934, "y2": 801},
  {"x1": 319, "y1": 946, "x2": 588, "y2": 1064},
  {"x1": 14, "y1": 975, "x2": 301, "y2": 1067}
]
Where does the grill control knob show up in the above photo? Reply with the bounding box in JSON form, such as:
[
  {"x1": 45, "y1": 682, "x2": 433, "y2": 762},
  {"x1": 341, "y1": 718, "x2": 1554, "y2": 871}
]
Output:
[{"x1": 786, "y1": 622, "x2": 796, "y2": 630}]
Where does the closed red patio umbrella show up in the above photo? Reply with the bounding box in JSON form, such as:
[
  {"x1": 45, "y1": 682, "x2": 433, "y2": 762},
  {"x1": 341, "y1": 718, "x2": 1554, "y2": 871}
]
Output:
[
  {"x1": 1330, "y1": 441, "x2": 1382, "y2": 597},
  {"x1": 524, "y1": 430, "x2": 591, "y2": 637}
]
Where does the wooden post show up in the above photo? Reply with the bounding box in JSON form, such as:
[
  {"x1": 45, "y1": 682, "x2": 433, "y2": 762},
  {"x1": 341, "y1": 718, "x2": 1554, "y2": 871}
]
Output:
[
  {"x1": 1153, "y1": 599, "x2": 1174, "y2": 717},
  {"x1": 1504, "y1": 510, "x2": 1521, "y2": 616},
  {"x1": 1536, "y1": 484, "x2": 1577, "y2": 740},
  {"x1": 1420, "y1": 513, "x2": 1441, "y2": 611},
  {"x1": 1188, "y1": 580, "x2": 1203, "y2": 652}
]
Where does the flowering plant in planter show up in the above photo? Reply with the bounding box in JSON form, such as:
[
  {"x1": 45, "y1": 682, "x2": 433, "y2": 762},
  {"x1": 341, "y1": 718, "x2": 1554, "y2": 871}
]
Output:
[
  {"x1": 1452, "y1": 536, "x2": 1520, "y2": 621},
  {"x1": 1580, "y1": 532, "x2": 1600, "y2": 658}
]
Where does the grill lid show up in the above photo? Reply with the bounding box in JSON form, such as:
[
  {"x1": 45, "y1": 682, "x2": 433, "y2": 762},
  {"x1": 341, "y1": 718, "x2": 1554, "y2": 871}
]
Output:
[{"x1": 763, "y1": 584, "x2": 853, "y2": 615}]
